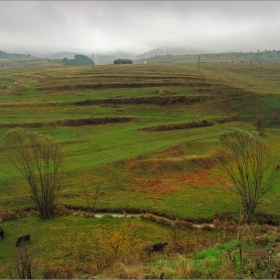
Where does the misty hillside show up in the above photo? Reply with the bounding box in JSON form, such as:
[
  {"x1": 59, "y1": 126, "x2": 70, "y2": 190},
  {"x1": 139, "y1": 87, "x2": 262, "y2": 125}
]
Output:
[
  {"x1": 48, "y1": 52, "x2": 134, "y2": 64},
  {"x1": 1, "y1": 49, "x2": 280, "y2": 67},
  {"x1": 143, "y1": 50, "x2": 280, "y2": 64},
  {"x1": 135, "y1": 47, "x2": 208, "y2": 59},
  {"x1": 49, "y1": 52, "x2": 77, "y2": 59}
]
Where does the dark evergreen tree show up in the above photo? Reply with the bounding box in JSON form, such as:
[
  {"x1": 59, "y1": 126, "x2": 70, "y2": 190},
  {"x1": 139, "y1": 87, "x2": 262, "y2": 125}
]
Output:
[{"x1": 62, "y1": 54, "x2": 94, "y2": 66}]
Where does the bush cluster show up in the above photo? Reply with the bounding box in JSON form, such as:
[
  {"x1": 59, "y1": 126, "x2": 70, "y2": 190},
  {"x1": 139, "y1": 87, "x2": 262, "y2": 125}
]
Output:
[
  {"x1": 140, "y1": 213, "x2": 199, "y2": 231},
  {"x1": 0, "y1": 209, "x2": 34, "y2": 221},
  {"x1": 140, "y1": 213, "x2": 173, "y2": 227},
  {"x1": 214, "y1": 210, "x2": 237, "y2": 222},
  {"x1": 43, "y1": 264, "x2": 74, "y2": 279},
  {"x1": 213, "y1": 219, "x2": 238, "y2": 232}
]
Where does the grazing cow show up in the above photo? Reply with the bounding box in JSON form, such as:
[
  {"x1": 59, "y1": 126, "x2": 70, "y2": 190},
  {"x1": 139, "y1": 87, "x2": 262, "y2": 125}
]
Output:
[
  {"x1": 16, "y1": 234, "x2": 30, "y2": 247},
  {"x1": 0, "y1": 228, "x2": 4, "y2": 241},
  {"x1": 276, "y1": 165, "x2": 280, "y2": 171},
  {"x1": 196, "y1": 115, "x2": 199, "y2": 120},
  {"x1": 152, "y1": 242, "x2": 168, "y2": 253}
]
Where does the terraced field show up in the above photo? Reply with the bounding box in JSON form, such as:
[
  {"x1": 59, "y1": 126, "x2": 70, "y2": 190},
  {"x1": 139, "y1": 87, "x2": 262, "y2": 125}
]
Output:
[{"x1": 1, "y1": 62, "x2": 280, "y2": 218}]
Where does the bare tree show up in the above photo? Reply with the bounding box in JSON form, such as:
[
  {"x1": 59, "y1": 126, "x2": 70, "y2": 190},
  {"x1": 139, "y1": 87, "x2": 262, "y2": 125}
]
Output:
[
  {"x1": 219, "y1": 128, "x2": 279, "y2": 221},
  {"x1": 16, "y1": 244, "x2": 33, "y2": 279},
  {"x1": 82, "y1": 183, "x2": 102, "y2": 217},
  {"x1": 2, "y1": 127, "x2": 64, "y2": 219}
]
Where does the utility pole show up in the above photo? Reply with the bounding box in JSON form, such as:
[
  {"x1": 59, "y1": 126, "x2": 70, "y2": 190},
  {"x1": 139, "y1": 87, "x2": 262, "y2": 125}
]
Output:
[
  {"x1": 259, "y1": 62, "x2": 261, "y2": 81},
  {"x1": 92, "y1": 53, "x2": 94, "y2": 69},
  {"x1": 197, "y1": 55, "x2": 200, "y2": 71},
  {"x1": 167, "y1": 47, "x2": 168, "y2": 55}
]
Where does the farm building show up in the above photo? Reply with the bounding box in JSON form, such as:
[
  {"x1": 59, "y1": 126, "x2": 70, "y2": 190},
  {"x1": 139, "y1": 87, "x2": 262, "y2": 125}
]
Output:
[{"x1": 114, "y1": 59, "x2": 133, "y2": 64}]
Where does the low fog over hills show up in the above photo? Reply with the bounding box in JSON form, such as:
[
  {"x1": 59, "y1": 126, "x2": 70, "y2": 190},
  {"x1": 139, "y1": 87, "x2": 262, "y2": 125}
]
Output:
[
  {"x1": 2, "y1": 47, "x2": 280, "y2": 66},
  {"x1": 45, "y1": 47, "x2": 233, "y2": 63}
]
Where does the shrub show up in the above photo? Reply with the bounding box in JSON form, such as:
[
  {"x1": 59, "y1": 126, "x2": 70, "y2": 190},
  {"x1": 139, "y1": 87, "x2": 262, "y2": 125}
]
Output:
[
  {"x1": 173, "y1": 220, "x2": 196, "y2": 231},
  {"x1": 254, "y1": 211, "x2": 280, "y2": 225},
  {"x1": 0, "y1": 210, "x2": 18, "y2": 221},
  {"x1": 214, "y1": 211, "x2": 236, "y2": 222},
  {"x1": 53, "y1": 205, "x2": 69, "y2": 216},
  {"x1": 43, "y1": 264, "x2": 74, "y2": 279},
  {"x1": 141, "y1": 213, "x2": 172, "y2": 227},
  {"x1": 213, "y1": 219, "x2": 223, "y2": 231},
  {"x1": 223, "y1": 221, "x2": 238, "y2": 233}
]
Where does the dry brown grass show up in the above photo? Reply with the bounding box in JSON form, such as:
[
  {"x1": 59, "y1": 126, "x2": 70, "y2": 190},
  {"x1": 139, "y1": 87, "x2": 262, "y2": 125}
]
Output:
[
  {"x1": 129, "y1": 178, "x2": 177, "y2": 194},
  {"x1": 43, "y1": 263, "x2": 74, "y2": 279},
  {"x1": 153, "y1": 145, "x2": 185, "y2": 158},
  {"x1": 170, "y1": 169, "x2": 224, "y2": 189},
  {"x1": 0, "y1": 209, "x2": 33, "y2": 221}
]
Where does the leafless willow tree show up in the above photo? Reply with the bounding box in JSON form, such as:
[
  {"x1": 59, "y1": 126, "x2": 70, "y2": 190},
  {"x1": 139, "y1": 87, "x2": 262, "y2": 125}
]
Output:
[
  {"x1": 2, "y1": 127, "x2": 64, "y2": 219},
  {"x1": 219, "y1": 128, "x2": 279, "y2": 221},
  {"x1": 16, "y1": 244, "x2": 33, "y2": 279}
]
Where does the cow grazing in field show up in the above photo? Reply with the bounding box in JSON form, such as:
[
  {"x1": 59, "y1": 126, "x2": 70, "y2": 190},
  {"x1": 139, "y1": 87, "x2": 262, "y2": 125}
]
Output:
[
  {"x1": 16, "y1": 234, "x2": 30, "y2": 247},
  {"x1": 0, "y1": 228, "x2": 4, "y2": 241},
  {"x1": 152, "y1": 242, "x2": 168, "y2": 253}
]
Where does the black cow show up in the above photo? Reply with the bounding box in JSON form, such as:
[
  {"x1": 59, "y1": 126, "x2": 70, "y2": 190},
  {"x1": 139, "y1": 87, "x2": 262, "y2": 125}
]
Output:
[
  {"x1": 16, "y1": 234, "x2": 30, "y2": 247},
  {"x1": 0, "y1": 228, "x2": 4, "y2": 241},
  {"x1": 152, "y1": 242, "x2": 168, "y2": 253}
]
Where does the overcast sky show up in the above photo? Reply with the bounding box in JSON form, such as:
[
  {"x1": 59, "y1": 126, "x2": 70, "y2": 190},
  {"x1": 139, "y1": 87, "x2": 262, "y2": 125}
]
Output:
[{"x1": 1, "y1": 1, "x2": 280, "y2": 56}]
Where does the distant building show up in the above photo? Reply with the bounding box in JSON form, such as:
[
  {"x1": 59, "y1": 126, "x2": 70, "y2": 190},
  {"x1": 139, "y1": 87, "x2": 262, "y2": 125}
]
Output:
[{"x1": 114, "y1": 58, "x2": 133, "y2": 64}]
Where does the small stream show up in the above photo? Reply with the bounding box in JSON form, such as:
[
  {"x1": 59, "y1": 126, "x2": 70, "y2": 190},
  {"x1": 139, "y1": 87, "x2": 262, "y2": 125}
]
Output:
[
  {"x1": 94, "y1": 212, "x2": 138, "y2": 218},
  {"x1": 85, "y1": 212, "x2": 214, "y2": 228}
]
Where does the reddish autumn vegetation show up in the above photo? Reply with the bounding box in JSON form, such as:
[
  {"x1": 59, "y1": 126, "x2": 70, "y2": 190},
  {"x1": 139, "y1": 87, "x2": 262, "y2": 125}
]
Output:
[
  {"x1": 170, "y1": 169, "x2": 226, "y2": 188},
  {"x1": 129, "y1": 178, "x2": 177, "y2": 194}
]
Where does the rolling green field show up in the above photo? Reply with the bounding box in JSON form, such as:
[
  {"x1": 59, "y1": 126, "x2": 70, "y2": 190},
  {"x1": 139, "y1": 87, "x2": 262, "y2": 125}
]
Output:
[
  {"x1": 1, "y1": 61, "x2": 280, "y2": 278},
  {"x1": 1, "y1": 62, "x2": 280, "y2": 218}
]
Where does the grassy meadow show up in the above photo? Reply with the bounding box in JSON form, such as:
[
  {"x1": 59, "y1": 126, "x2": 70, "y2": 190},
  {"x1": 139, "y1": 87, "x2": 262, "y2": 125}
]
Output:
[
  {"x1": 1, "y1": 61, "x2": 280, "y2": 278},
  {"x1": 1, "y1": 62, "x2": 280, "y2": 217}
]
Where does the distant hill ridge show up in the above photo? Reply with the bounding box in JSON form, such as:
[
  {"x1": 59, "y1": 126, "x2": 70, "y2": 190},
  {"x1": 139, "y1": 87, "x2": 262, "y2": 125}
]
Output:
[
  {"x1": 1, "y1": 48, "x2": 280, "y2": 64},
  {"x1": 145, "y1": 50, "x2": 280, "y2": 64}
]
